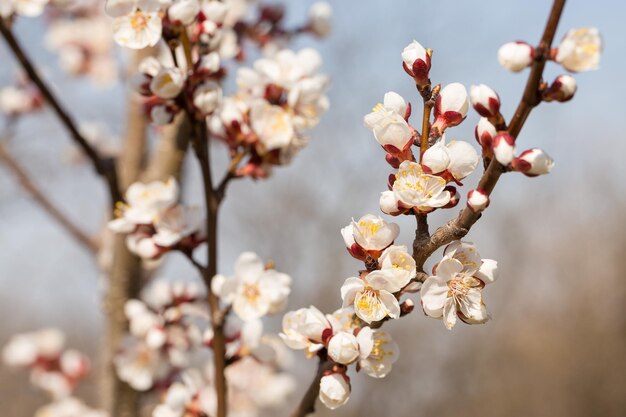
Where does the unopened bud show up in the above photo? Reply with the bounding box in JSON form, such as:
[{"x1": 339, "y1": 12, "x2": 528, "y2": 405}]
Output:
[
  {"x1": 511, "y1": 148, "x2": 554, "y2": 177},
  {"x1": 443, "y1": 186, "x2": 459, "y2": 209},
  {"x1": 193, "y1": 81, "x2": 222, "y2": 115},
  {"x1": 400, "y1": 299, "x2": 415, "y2": 315},
  {"x1": 433, "y1": 83, "x2": 469, "y2": 132},
  {"x1": 309, "y1": 2, "x2": 332, "y2": 37},
  {"x1": 492, "y1": 132, "x2": 516, "y2": 165},
  {"x1": 402, "y1": 40, "x2": 431, "y2": 86},
  {"x1": 467, "y1": 189, "x2": 489, "y2": 212},
  {"x1": 150, "y1": 67, "x2": 185, "y2": 99},
  {"x1": 498, "y1": 41, "x2": 534, "y2": 72},
  {"x1": 475, "y1": 117, "x2": 497, "y2": 149},
  {"x1": 168, "y1": 0, "x2": 200, "y2": 25},
  {"x1": 470, "y1": 84, "x2": 501, "y2": 118},
  {"x1": 543, "y1": 74, "x2": 577, "y2": 102}
]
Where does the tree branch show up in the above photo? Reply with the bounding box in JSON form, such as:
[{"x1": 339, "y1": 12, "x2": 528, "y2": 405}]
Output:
[
  {"x1": 413, "y1": 0, "x2": 567, "y2": 270},
  {"x1": 0, "y1": 141, "x2": 99, "y2": 253},
  {"x1": 0, "y1": 18, "x2": 122, "y2": 206},
  {"x1": 289, "y1": 358, "x2": 333, "y2": 417}
]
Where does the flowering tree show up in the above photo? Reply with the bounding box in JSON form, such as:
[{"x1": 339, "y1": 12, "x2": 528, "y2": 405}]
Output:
[{"x1": 0, "y1": 0, "x2": 602, "y2": 417}]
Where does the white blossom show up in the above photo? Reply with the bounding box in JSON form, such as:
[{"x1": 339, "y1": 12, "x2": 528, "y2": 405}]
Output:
[
  {"x1": 363, "y1": 92, "x2": 413, "y2": 153},
  {"x1": 513, "y1": 148, "x2": 555, "y2": 177},
  {"x1": 492, "y1": 132, "x2": 516, "y2": 165},
  {"x1": 309, "y1": 2, "x2": 332, "y2": 37},
  {"x1": 402, "y1": 40, "x2": 431, "y2": 83},
  {"x1": 475, "y1": 117, "x2": 497, "y2": 149},
  {"x1": 319, "y1": 373, "x2": 350, "y2": 410},
  {"x1": 326, "y1": 327, "x2": 373, "y2": 365},
  {"x1": 152, "y1": 205, "x2": 203, "y2": 248},
  {"x1": 341, "y1": 214, "x2": 400, "y2": 253},
  {"x1": 469, "y1": 84, "x2": 501, "y2": 118},
  {"x1": 391, "y1": 161, "x2": 451, "y2": 212},
  {"x1": 341, "y1": 271, "x2": 402, "y2": 323},
  {"x1": 212, "y1": 252, "x2": 291, "y2": 321},
  {"x1": 421, "y1": 241, "x2": 499, "y2": 329},
  {"x1": 359, "y1": 329, "x2": 399, "y2": 378},
  {"x1": 168, "y1": 0, "x2": 199, "y2": 25},
  {"x1": 150, "y1": 67, "x2": 186, "y2": 99},
  {"x1": 111, "y1": 8, "x2": 163, "y2": 50},
  {"x1": 279, "y1": 306, "x2": 329, "y2": 357},
  {"x1": 467, "y1": 189, "x2": 489, "y2": 212},
  {"x1": 498, "y1": 41, "x2": 534, "y2": 72},
  {"x1": 555, "y1": 27, "x2": 602, "y2": 72},
  {"x1": 434, "y1": 82, "x2": 469, "y2": 130},
  {"x1": 421, "y1": 137, "x2": 479, "y2": 181},
  {"x1": 378, "y1": 245, "x2": 416, "y2": 289},
  {"x1": 1, "y1": 0, "x2": 48, "y2": 18}
]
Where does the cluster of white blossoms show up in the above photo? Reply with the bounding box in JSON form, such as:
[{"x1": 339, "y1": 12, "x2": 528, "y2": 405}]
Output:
[
  {"x1": 153, "y1": 357, "x2": 295, "y2": 417},
  {"x1": 108, "y1": 178, "x2": 204, "y2": 259},
  {"x1": 2, "y1": 328, "x2": 107, "y2": 416},
  {"x1": 115, "y1": 281, "x2": 209, "y2": 390},
  {"x1": 208, "y1": 46, "x2": 330, "y2": 177},
  {"x1": 278, "y1": 29, "x2": 603, "y2": 410}
]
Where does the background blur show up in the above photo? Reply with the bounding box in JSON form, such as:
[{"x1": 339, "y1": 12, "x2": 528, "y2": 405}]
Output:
[{"x1": 1, "y1": 1, "x2": 625, "y2": 416}]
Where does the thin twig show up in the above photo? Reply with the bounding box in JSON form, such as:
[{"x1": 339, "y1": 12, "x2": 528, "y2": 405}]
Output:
[
  {"x1": 0, "y1": 18, "x2": 122, "y2": 206},
  {"x1": 0, "y1": 141, "x2": 99, "y2": 253},
  {"x1": 413, "y1": 0, "x2": 567, "y2": 270},
  {"x1": 215, "y1": 151, "x2": 244, "y2": 203},
  {"x1": 289, "y1": 357, "x2": 333, "y2": 417}
]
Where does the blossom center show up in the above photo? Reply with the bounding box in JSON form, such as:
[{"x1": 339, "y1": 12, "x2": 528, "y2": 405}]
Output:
[
  {"x1": 241, "y1": 283, "x2": 261, "y2": 302},
  {"x1": 130, "y1": 10, "x2": 149, "y2": 31}
]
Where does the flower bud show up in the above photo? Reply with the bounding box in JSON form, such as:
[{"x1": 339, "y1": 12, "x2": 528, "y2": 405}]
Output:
[
  {"x1": 150, "y1": 105, "x2": 176, "y2": 126},
  {"x1": 433, "y1": 83, "x2": 469, "y2": 130},
  {"x1": 470, "y1": 84, "x2": 501, "y2": 118},
  {"x1": 400, "y1": 298, "x2": 415, "y2": 315},
  {"x1": 319, "y1": 373, "x2": 350, "y2": 410},
  {"x1": 379, "y1": 191, "x2": 402, "y2": 216},
  {"x1": 511, "y1": 148, "x2": 554, "y2": 177},
  {"x1": 402, "y1": 40, "x2": 431, "y2": 86},
  {"x1": 498, "y1": 42, "x2": 534, "y2": 72},
  {"x1": 309, "y1": 2, "x2": 332, "y2": 37},
  {"x1": 467, "y1": 189, "x2": 489, "y2": 212},
  {"x1": 492, "y1": 132, "x2": 516, "y2": 165},
  {"x1": 150, "y1": 67, "x2": 185, "y2": 99},
  {"x1": 555, "y1": 27, "x2": 602, "y2": 72},
  {"x1": 198, "y1": 52, "x2": 221, "y2": 74},
  {"x1": 421, "y1": 141, "x2": 449, "y2": 174},
  {"x1": 193, "y1": 81, "x2": 222, "y2": 115},
  {"x1": 327, "y1": 331, "x2": 359, "y2": 365},
  {"x1": 475, "y1": 118, "x2": 496, "y2": 149},
  {"x1": 168, "y1": 0, "x2": 200, "y2": 25},
  {"x1": 543, "y1": 74, "x2": 577, "y2": 102}
]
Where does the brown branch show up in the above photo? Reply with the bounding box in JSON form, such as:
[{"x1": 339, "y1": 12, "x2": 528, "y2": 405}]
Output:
[
  {"x1": 413, "y1": 0, "x2": 567, "y2": 270},
  {"x1": 0, "y1": 141, "x2": 99, "y2": 253},
  {"x1": 0, "y1": 18, "x2": 122, "y2": 206},
  {"x1": 289, "y1": 358, "x2": 333, "y2": 417}
]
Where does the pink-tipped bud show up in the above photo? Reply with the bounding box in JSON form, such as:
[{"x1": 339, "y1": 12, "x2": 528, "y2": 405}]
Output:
[
  {"x1": 469, "y1": 84, "x2": 501, "y2": 118},
  {"x1": 498, "y1": 41, "x2": 534, "y2": 72},
  {"x1": 467, "y1": 189, "x2": 489, "y2": 212},
  {"x1": 433, "y1": 83, "x2": 469, "y2": 132},
  {"x1": 511, "y1": 148, "x2": 554, "y2": 177},
  {"x1": 400, "y1": 299, "x2": 415, "y2": 316},
  {"x1": 475, "y1": 117, "x2": 497, "y2": 149},
  {"x1": 492, "y1": 132, "x2": 516, "y2": 165},
  {"x1": 543, "y1": 74, "x2": 577, "y2": 102},
  {"x1": 402, "y1": 40, "x2": 431, "y2": 86},
  {"x1": 309, "y1": 2, "x2": 332, "y2": 38}
]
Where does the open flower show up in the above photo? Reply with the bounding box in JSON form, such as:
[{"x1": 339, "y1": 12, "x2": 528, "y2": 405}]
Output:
[
  {"x1": 341, "y1": 215, "x2": 400, "y2": 260},
  {"x1": 250, "y1": 100, "x2": 295, "y2": 152},
  {"x1": 108, "y1": 178, "x2": 179, "y2": 233},
  {"x1": 363, "y1": 92, "x2": 413, "y2": 154},
  {"x1": 359, "y1": 329, "x2": 399, "y2": 378},
  {"x1": 391, "y1": 161, "x2": 451, "y2": 212},
  {"x1": 106, "y1": 0, "x2": 164, "y2": 49},
  {"x1": 212, "y1": 252, "x2": 291, "y2": 321},
  {"x1": 378, "y1": 245, "x2": 416, "y2": 289},
  {"x1": 279, "y1": 306, "x2": 330, "y2": 357},
  {"x1": 421, "y1": 241, "x2": 499, "y2": 329},
  {"x1": 341, "y1": 271, "x2": 402, "y2": 323},
  {"x1": 152, "y1": 205, "x2": 204, "y2": 248},
  {"x1": 555, "y1": 27, "x2": 602, "y2": 72}
]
